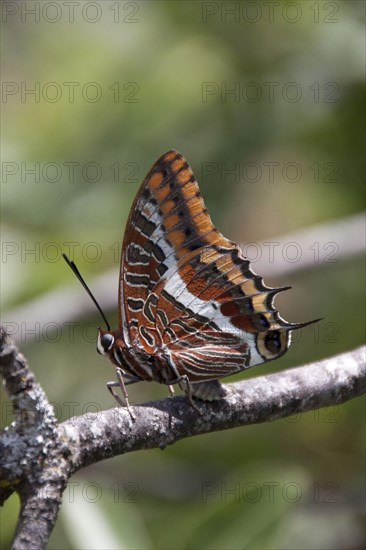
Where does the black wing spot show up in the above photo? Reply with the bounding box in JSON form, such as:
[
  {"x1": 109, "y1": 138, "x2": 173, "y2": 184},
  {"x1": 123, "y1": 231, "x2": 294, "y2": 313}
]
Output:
[
  {"x1": 264, "y1": 331, "x2": 282, "y2": 354},
  {"x1": 259, "y1": 314, "x2": 270, "y2": 329},
  {"x1": 245, "y1": 299, "x2": 254, "y2": 312},
  {"x1": 251, "y1": 314, "x2": 270, "y2": 331},
  {"x1": 176, "y1": 162, "x2": 189, "y2": 174},
  {"x1": 157, "y1": 264, "x2": 168, "y2": 276}
]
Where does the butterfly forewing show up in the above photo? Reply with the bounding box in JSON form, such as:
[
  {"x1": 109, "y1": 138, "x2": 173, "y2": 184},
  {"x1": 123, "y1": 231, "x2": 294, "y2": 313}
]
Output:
[{"x1": 120, "y1": 150, "x2": 296, "y2": 383}]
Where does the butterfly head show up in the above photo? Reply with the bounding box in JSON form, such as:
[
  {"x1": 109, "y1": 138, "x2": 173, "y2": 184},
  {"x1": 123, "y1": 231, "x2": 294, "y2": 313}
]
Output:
[{"x1": 97, "y1": 328, "x2": 115, "y2": 356}]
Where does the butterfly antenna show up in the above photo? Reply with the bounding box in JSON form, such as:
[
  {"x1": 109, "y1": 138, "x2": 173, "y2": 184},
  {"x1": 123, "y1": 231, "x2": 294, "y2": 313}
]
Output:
[{"x1": 62, "y1": 253, "x2": 111, "y2": 331}]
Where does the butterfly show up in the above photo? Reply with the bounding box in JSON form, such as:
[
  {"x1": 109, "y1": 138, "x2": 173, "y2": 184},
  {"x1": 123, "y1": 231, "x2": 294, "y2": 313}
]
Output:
[{"x1": 64, "y1": 149, "x2": 316, "y2": 412}]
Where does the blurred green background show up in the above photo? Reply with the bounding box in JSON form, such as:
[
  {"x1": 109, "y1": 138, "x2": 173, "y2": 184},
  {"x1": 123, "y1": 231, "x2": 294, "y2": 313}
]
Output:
[{"x1": 1, "y1": 1, "x2": 365, "y2": 548}]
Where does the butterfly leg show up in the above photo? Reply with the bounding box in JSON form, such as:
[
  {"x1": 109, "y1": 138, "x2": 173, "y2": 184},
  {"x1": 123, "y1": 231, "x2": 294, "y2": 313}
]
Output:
[
  {"x1": 107, "y1": 367, "x2": 140, "y2": 420},
  {"x1": 163, "y1": 374, "x2": 198, "y2": 408},
  {"x1": 168, "y1": 375, "x2": 201, "y2": 413},
  {"x1": 169, "y1": 377, "x2": 224, "y2": 412}
]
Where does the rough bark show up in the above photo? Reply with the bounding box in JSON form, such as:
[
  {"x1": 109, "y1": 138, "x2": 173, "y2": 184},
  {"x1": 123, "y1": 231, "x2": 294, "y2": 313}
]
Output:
[{"x1": 0, "y1": 326, "x2": 365, "y2": 549}]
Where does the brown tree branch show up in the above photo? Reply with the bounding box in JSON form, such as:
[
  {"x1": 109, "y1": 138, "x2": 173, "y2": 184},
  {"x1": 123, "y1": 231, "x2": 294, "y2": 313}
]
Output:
[
  {"x1": 0, "y1": 327, "x2": 69, "y2": 549},
  {"x1": 0, "y1": 325, "x2": 365, "y2": 549}
]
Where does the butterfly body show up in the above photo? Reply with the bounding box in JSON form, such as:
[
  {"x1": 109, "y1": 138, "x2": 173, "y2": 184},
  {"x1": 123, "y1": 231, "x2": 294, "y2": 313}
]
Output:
[{"x1": 90, "y1": 149, "x2": 315, "y2": 405}]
